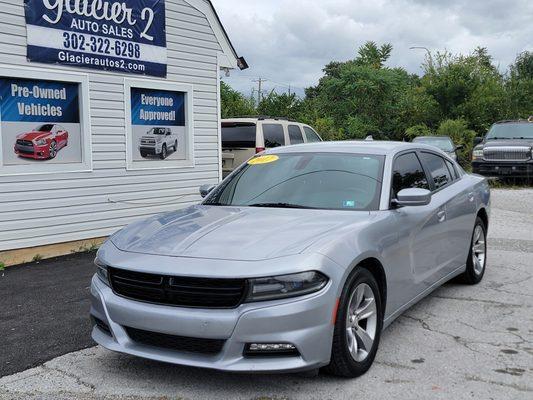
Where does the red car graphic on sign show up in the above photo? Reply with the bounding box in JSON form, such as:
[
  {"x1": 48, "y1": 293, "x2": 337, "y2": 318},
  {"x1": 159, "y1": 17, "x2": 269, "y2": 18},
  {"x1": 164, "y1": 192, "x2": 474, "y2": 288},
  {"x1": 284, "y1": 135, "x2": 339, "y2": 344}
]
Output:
[{"x1": 14, "y1": 124, "x2": 69, "y2": 160}]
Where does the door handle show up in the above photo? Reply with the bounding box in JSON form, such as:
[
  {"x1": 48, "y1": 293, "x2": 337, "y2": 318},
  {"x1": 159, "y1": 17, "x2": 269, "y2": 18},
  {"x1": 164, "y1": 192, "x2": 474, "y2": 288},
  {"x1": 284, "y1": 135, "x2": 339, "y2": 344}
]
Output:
[{"x1": 437, "y1": 210, "x2": 446, "y2": 223}]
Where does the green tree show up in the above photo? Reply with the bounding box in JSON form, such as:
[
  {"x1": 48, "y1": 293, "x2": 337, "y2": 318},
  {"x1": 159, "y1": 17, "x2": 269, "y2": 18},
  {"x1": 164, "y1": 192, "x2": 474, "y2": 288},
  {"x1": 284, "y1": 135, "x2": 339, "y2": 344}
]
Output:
[
  {"x1": 506, "y1": 51, "x2": 533, "y2": 118},
  {"x1": 257, "y1": 90, "x2": 303, "y2": 119},
  {"x1": 436, "y1": 119, "x2": 477, "y2": 164},
  {"x1": 220, "y1": 81, "x2": 256, "y2": 119}
]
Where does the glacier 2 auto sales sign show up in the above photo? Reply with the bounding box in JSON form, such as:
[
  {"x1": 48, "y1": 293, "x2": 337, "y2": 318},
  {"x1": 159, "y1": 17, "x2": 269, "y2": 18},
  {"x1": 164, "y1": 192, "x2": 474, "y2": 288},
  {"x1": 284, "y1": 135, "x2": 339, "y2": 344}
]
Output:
[{"x1": 24, "y1": 0, "x2": 167, "y2": 77}]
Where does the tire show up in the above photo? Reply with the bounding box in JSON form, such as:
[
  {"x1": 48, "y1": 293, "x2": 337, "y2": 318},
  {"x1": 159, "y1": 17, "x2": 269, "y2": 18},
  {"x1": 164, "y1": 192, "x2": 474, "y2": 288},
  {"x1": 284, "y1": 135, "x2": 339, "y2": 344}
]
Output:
[
  {"x1": 140, "y1": 151, "x2": 147, "y2": 158},
  {"x1": 323, "y1": 268, "x2": 383, "y2": 378},
  {"x1": 459, "y1": 217, "x2": 487, "y2": 285},
  {"x1": 160, "y1": 144, "x2": 167, "y2": 160},
  {"x1": 173, "y1": 140, "x2": 178, "y2": 151},
  {"x1": 49, "y1": 140, "x2": 57, "y2": 159}
]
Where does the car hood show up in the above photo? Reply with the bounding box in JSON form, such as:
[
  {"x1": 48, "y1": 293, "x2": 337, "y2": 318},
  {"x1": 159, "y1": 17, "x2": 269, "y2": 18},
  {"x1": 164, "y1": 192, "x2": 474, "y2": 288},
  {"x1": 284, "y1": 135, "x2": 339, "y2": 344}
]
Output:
[
  {"x1": 17, "y1": 131, "x2": 50, "y2": 141},
  {"x1": 111, "y1": 205, "x2": 375, "y2": 261},
  {"x1": 483, "y1": 139, "x2": 533, "y2": 148}
]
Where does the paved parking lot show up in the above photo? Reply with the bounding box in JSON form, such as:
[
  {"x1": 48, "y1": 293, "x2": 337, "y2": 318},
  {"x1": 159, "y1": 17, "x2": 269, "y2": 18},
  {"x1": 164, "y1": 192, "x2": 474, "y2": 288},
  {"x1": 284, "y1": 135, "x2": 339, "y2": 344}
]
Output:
[{"x1": 0, "y1": 189, "x2": 532, "y2": 400}]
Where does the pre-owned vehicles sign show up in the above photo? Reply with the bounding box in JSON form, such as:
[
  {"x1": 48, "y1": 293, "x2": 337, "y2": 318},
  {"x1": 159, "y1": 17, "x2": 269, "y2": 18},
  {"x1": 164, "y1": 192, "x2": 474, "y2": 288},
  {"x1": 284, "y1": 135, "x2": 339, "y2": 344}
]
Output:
[
  {"x1": 0, "y1": 77, "x2": 83, "y2": 166},
  {"x1": 24, "y1": 0, "x2": 167, "y2": 77}
]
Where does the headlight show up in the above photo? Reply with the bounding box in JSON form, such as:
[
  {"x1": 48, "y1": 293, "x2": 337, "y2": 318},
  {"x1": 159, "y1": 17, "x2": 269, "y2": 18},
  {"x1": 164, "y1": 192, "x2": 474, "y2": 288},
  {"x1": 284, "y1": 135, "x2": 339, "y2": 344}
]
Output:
[
  {"x1": 245, "y1": 271, "x2": 328, "y2": 302},
  {"x1": 35, "y1": 139, "x2": 47, "y2": 146},
  {"x1": 95, "y1": 257, "x2": 110, "y2": 286},
  {"x1": 472, "y1": 148, "x2": 484, "y2": 160}
]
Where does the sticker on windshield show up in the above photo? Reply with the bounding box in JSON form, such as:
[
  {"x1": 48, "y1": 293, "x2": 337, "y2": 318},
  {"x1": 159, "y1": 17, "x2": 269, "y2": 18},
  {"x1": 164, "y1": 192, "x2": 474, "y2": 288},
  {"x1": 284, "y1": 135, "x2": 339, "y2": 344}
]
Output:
[
  {"x1": 248, "y1": 155, "x2": 279, "y2": 165},
  {"x1": 343, "y1": 200, "x2": 356, "y2": 208}
]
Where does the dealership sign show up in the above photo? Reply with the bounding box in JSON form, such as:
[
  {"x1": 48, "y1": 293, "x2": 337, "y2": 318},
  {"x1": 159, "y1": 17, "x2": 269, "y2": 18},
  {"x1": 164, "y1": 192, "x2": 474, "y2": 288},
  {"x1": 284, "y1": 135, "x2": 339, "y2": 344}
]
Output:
[{"x1": 24, "y1": 0, "x2": 167, "y2": 77}]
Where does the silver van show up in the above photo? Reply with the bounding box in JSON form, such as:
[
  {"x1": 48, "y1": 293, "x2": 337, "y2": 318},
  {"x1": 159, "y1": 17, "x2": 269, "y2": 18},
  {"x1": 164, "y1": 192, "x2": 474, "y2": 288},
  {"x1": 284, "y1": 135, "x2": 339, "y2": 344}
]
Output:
[{"x1": 221, "y1": 117, "x2": 322, "y2": 177}]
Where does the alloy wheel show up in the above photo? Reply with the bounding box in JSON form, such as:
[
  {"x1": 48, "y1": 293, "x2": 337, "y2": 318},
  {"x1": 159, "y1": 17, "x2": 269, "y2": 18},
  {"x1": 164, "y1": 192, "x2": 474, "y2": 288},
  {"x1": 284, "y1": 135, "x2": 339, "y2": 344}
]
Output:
[
  {"x1": 345, "y1": 283, "x2": 378, "y2": 362},
  {"x1": 49, "y1": 142, "x2": 57, "y2": 158},
  {"x1": 472, "y1": 225, "x2": 486, "y2": 275}
]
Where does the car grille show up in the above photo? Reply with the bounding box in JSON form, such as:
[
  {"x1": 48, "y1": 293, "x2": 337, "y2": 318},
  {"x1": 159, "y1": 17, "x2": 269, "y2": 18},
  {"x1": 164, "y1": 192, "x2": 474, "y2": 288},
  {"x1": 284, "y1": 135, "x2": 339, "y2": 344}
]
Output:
[
  {"x1": 108, "y1": 268, "x2": 248, "y2": 309},
  {"x1": 16, "y1": 140, "x2": 34, "y2": 147},
  {"x1": 141, "y1": 138, "x2": 156, "y2": 145},
  {"x1": 125, "y1": 326, "x2": 226, "y2": 355},
  {"x1": 484, "y1": 147, "x2": 531, "y2": 161}
]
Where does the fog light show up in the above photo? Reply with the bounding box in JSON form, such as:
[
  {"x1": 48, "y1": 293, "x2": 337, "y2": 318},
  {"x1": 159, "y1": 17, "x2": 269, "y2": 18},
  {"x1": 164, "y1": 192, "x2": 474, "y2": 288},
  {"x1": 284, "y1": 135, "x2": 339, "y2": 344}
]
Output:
[{"x1": 244, "y1": 343, "x2": 299, "y2": 357}]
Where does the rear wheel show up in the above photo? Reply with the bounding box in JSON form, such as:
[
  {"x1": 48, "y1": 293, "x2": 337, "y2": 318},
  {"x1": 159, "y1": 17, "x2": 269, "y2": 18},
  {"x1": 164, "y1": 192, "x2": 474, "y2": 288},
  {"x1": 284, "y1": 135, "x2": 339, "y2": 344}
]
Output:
[
  {"x1": 459, "y1": 217, "x2": 487, "y2": 285},
  {"x1": 160, "y1": 144, "x2": 167, "y2": 160},
  {"x1": 174, "y1": 140, "x2": 178, "y2": 151},
  {"x1": 324, "y1": 268, "x2": 383, "y2": 378}
]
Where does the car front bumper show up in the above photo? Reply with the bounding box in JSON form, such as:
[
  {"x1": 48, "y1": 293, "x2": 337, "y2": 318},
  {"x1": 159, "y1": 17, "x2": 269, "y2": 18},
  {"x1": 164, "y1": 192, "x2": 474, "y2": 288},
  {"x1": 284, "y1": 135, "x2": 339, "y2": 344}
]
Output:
[
  {"x1": 14, "y1": 143, "x2": 49, "y2": 159},
  {"x1": 472, "y1": 161, "x2": 533, "y2": 177},
  {"x1": 90, "y1": 274, "x2": 337, "y2": 373}
]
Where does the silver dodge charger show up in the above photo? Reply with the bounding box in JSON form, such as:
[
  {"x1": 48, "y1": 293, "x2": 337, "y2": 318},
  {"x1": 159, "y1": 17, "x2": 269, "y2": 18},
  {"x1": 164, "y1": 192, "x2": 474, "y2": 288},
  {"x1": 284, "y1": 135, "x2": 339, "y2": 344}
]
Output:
[{"x1": 90, "y1": 141, "x2": 490, "y2": 378}]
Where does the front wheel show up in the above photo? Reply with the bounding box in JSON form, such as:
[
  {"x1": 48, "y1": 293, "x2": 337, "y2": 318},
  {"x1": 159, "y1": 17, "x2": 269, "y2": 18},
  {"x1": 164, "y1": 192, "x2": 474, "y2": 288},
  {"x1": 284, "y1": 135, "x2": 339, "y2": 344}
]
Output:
[
  {"x1": 459, "y1": 217, "x2": 487, "y2": 285},
  {"x1": 49, "y1": 140, "x2": 57, "y2": 159},
  {"x1": 324, "y1": 268, "x2": 383, "y2": 378},
  {"x1": 173, "y1": 140, "x2": 178, "y2": 151}
]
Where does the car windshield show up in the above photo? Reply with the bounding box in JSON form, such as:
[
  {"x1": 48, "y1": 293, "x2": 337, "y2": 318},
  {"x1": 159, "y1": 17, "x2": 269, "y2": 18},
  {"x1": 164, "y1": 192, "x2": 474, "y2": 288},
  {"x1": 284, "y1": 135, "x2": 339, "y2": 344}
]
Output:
[
  {"x1": 205, "y1": 152, "x2": 385, "y2": 211},
  {"x1": 413, "y1": 137, "x2": 455, "y2": 152},
  {"x1": 35, "y1": 124, "x2": 54, "y2": 132},
  {"x1": 486, "y1": 123, "x2": 533, "y2": 140},
  {"x1": 150, "y1": 128, "x2": 166, "y2": 135}
]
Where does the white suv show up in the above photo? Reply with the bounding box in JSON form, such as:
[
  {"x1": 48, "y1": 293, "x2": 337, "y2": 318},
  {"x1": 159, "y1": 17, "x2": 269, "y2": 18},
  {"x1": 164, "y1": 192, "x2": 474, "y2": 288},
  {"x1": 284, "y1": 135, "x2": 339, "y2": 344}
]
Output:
[
  {"x1": 221, "y1": 118, "x2": 322, "y2": 177},
  {"x1": 139, "y1": 128, "x2": 178, "y2": 160}
]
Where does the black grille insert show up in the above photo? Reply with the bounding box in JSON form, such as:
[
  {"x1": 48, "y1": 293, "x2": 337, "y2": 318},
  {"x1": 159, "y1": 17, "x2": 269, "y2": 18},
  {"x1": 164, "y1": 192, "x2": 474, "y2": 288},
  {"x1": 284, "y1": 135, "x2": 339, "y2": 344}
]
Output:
[
  {"x1": 125, "y1": 326, "x2": 225, "y2": 355},
  {"x1": 109, "y1": 268, "x2": 248, "y2": 308}
]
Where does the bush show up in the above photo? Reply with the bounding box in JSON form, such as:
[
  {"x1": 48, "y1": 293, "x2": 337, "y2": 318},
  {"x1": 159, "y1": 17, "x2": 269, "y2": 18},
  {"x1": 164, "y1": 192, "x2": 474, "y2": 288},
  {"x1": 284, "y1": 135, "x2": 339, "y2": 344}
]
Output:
[
  {"x1": 405, "y1": 124, "x2": 433, "y2": 140},
  {"x1": 436, "y1": 119, "x2": 477, "y2": 165}
]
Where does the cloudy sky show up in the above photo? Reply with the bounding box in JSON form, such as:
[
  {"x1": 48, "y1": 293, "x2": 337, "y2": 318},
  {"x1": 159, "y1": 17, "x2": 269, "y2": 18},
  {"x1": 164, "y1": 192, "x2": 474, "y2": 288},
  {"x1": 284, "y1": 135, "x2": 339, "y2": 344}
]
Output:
[{"x1": 213, "y1": 0, "x2": 533, "y2": 97}]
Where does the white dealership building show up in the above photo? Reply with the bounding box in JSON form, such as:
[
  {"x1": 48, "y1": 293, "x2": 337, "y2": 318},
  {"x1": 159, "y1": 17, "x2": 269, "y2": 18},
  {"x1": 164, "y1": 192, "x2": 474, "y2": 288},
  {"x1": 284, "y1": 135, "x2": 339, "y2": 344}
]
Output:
[{"x1": 0, "y1": 0, "x2": 246, "y2": 264}]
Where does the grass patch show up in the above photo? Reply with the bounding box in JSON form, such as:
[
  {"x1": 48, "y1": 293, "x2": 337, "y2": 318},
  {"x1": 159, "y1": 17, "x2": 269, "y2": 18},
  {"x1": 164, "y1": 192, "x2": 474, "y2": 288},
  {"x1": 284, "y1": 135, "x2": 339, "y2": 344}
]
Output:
[
  {"x1": 489, "y1": 178, "x2": 533, "y2": 190},
  {"x1": 0, "y1": 262, "x2": 5, "y2": 271},
  {"x1": 71, "y1": 242, "x2": 100, "y2": 254},
  {"x1": 32, "y1": 254, "x2": 43, "y2": 262}
]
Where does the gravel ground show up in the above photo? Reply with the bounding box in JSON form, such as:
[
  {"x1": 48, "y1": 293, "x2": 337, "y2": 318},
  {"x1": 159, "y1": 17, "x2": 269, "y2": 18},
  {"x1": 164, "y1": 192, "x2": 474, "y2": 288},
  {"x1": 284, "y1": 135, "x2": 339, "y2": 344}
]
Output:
[{"x1": 0, "y1": 189, "x2": 532, "y2": 400}]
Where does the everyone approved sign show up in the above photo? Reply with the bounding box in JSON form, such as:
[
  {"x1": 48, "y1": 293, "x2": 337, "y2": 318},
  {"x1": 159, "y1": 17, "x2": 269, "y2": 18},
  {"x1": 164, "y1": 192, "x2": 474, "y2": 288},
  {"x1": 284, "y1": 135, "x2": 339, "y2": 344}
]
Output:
[{"x1": 24, "y1": 0, "x2": 167, "y2": 77}]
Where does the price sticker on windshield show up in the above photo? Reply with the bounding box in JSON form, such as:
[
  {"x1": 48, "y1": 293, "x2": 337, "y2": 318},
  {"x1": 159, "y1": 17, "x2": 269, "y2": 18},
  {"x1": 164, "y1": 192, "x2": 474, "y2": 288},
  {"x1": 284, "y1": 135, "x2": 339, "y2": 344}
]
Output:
[{"x1": 248, "y1": 155, "x2": 279, "y2": 165}]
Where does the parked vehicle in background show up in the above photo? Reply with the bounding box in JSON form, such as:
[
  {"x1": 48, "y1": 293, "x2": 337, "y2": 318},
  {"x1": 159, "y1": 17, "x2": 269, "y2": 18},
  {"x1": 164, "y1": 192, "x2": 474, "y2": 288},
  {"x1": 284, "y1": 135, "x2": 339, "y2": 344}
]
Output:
[
  {"x1": 472, "y1": 119, "x2": 533, "y2": 178},
  {"x1": 14, "y1": 124, "x2": 69, "y2": 160},
  {"x1": 139, "y1": 128, "x2": 178, "y2": 160},
  {"x1": 221, "y1": 117, "x2": 322, "y2": 177},
  {"x1": 91, "y1": 141, "x2": 490, "y2": 378},
  {"x1": 413, "y1": 136, "x2": 462, "y2": 161}
]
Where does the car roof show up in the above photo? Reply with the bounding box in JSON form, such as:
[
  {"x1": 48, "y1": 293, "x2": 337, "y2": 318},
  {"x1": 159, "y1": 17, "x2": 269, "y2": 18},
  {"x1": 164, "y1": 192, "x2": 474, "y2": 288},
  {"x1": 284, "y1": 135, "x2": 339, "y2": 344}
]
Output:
[
  {"x1": 263, "y1": 141, "x2": 441, "y2": 156},
  {"x1": 413, "y1": 136, "x2": 452, "y2": 140},
  {"x1": 494, "y1": 119, "x2": 533, "y2": 125},
  {"x1": 222, "y1": 117, "x2": 307, "y2": 125}
]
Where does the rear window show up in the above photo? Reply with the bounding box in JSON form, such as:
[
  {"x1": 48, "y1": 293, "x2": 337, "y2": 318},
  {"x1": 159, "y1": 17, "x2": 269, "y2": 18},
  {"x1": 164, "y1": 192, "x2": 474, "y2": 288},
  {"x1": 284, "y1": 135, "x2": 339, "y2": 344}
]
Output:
[
  {"x1": 420, "y1": 152, "x2": 452, "y2": 190},
  {"x1": 222, "y1": 123, "x2": 256, "y2": 148},
  {"x1": 263, "y1": 124, "x2": 285, "y2": 148},
  {"x1": 304, "y1": 127, "x2": 321, "y2": 143}
]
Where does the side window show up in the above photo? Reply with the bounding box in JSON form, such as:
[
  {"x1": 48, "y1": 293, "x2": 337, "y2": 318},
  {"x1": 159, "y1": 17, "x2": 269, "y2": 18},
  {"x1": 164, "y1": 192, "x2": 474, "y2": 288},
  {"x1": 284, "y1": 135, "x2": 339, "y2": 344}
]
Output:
[
  {"x1": 303, "y1": 127, "x2": 321, "y2": 143},
  {"x1": 262, "y1": 124, "x2": 285, "y2": 148},
  {"x1": 445, "y1": 160, "x2": 458, "y2": 180},
  {"x1": 392, "y1": 152, "x2": 430, "y2": 198},
  {"x1": 288, "y1": 125, "x2": 304, "y2": 144},
  {"x1": 420, "y1": 152, "x2": 453, "y2": 190}
]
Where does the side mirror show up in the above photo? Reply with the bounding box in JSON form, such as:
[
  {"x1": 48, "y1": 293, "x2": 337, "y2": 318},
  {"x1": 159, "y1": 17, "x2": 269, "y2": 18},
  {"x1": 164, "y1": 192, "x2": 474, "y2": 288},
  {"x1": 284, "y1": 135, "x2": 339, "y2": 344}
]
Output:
[
  {"x1": 455, "y1": 144, "x2": 464, "y2": 151},
  {"x1": 199, "y1": 184, "x2": 216, "y2": 198},
  {"x1": 473, "y1": 137, "x2": 483, "y2": 146},
  {"x1": 394, "y1": 188, "x2": 432, "y2": 207}
]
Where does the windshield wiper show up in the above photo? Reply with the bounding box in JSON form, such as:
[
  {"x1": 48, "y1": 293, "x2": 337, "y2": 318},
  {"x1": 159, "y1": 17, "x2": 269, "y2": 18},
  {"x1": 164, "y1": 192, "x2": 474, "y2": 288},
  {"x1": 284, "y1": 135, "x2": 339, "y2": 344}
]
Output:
[{"x1": 248, "y1": 202, "x2": 317, "y2": 209}]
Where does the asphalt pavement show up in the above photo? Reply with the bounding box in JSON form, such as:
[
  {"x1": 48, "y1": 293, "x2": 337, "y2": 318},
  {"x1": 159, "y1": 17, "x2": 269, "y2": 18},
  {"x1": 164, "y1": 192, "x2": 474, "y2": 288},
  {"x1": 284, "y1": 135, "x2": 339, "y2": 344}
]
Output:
[
  {"x1": 0, "y1": 251, "x2": 97, "y2": 377},
  {"x1": 0, "y1": 189, "x2": 532, "y2": 400}
]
